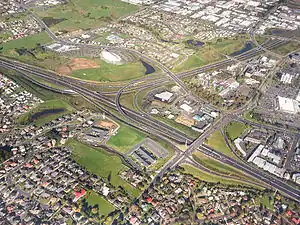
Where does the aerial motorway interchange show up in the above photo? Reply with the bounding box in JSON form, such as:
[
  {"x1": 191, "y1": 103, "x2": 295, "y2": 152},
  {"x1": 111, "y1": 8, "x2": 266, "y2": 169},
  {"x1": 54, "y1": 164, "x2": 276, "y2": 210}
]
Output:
[{"x1": 0, "y1": 0, "x2": 300, "y2": 224}]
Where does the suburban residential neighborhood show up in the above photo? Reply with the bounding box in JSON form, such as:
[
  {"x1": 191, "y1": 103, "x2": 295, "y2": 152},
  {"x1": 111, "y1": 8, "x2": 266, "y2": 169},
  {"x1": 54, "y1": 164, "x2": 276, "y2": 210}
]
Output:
[{"x1": 0, "y1": 0, "x2": 300, "y2": 224}]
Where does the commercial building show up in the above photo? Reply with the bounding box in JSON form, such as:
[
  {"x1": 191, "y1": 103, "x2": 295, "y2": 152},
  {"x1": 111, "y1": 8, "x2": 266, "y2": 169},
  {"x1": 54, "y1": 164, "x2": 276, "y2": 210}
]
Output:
[
  {"x1": 100, "y1": 50, "x2": 122, "y2": 65},
  {"x1": 277, "y1": 96, "x2": 300, "y2": 114},
  {"x1": 234, "y1": 138, "x2": 247, "y2": 157},
  {"x1": 154, "y1": 91, "x2": 174, "y2": 102}
]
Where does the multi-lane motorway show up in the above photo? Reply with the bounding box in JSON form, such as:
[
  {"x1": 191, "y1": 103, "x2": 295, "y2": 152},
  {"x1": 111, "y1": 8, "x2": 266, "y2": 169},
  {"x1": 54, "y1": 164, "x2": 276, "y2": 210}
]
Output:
[
  {"x1": 1, "y1": 55, "x2": 300, "y2": 202},
  {"x1": 1, "y1": 16, "x2": 300, "y2": 201}
]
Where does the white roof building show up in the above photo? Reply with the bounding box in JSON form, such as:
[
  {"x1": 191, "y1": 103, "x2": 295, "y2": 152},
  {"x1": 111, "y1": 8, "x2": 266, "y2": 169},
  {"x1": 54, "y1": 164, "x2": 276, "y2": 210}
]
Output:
[
  {"x1": 292, "y1": 173, "x2": 300, "y2": 184},
  {"x1": 180, "y1": 104, "x2": 194, "y2": 113},
  {"x1": 154, "y1": 91, "x2": 173, "y2": 102},
  {"x1": 277, "y1": 96, "x2": 300, "y2": 114},
  {"x1": 280, "y1": 73, "x2": 293, "y2": 84},
  {"x1": 248, "y1": 144, "x2": 264, "y2": 162},
  {"x1": 234, "y1": 138, "x2": 247, "y2": 157},
  {"x1": 100, "y1": 50, "x2": 122, "y2": 65}
]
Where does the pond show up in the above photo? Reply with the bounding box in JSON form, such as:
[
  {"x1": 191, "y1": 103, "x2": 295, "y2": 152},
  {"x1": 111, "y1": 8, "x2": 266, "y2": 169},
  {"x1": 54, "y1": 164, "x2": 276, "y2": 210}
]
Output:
[
  {"x1": 31, "y1": 108, "x2": 65, "y2": 120},
  {"x1": 141, "y1": 60, "x2": 155, "y2": 75},
  {"x1": 161, "y1": 39, "x2": 180, "y2": 44},
  {"x1": 0, "y1": 145, "x2": 12, "y2": 152},
  {"x1": 186, "y1": 39, "x2": 205, "y2": 47},
  {"x1": 230, "y1": 42, "x2": 254, "y2": 56}
]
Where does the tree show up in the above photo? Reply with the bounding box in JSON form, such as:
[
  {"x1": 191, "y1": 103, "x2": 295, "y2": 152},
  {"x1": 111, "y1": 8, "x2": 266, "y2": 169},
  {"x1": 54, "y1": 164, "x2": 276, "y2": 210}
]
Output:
[{"x1": 108, "y1": 172, "x2": 111, "y2": 182}]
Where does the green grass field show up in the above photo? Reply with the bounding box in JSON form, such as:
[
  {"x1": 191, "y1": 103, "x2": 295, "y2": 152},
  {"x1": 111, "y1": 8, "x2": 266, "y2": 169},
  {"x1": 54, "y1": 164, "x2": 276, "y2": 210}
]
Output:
[
  {"x1": 205, "y1": 131, "x2": 237, "y2": 159},
  {"x1": 174, "y1": 46, "x2": 224, "y2": 72},
  {"x1": 174, "y1": 35, "x2": 250, "y2": 72},
  {"x1": 85, "y1": 190, "x2": 115, "y2": 216},
  {"x1": 192, "y1": 152, "x2": 247, "y2": 178},
  {"x1": 120, "y1": 93, "x2": 136, "y2": 110},
  {"x1": 182, "y1": 164, "x2": 263, "y2": 189},
  {"x1": 226, "y1": 121, "x2": 248, "y2": 141},
  {"x1": 0, "y1": 32, "x2": 52, "y2": 52},
  {"x1": 31, "y1": 74, "x2": 68, "y2": 90},
  {"x1": 0, "y1": 32, "x2": 68, "y2": 70},
  {"x1": 36, "y1": 0, "x2": 138, "y2": 31},
  {"x1": 272, "y1": 41, "x2": 300, "y2": 55},
  {"x1": 244, "y1": 111, "x2": 262, "y2": 124},
  {"x1": 256, "y1": 193, "x2": 275, "y2": 210},
  {"x1": 17, "y1": 99, "x2": 74, "y2": 126},
  {"x1": 69, "y1": 139, "x2": 141, "y2": 198},
  {"x1": 107, "y1": 123, "x2": 145, "y2": 153},
  {"x1": 212, "y1": 35, "x2": 250, "y2": 55},
  {"x1": 255, "y1": 35, "x2": 269, "y2": 45},
  {"x1": 71, "y1": 60, "x2": 146, "y2": 82},
  {"x1": 153, "y1": 115, "x2": 199, "y2": 139}
]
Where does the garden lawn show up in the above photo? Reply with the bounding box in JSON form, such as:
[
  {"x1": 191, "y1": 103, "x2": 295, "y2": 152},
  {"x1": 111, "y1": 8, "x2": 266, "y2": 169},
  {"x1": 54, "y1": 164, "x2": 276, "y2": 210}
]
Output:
[
  {"x1": 85, "y1": 190, "x2": 115, "y2": 216},
  {"x1": 36, "y1": 0, "x2": 138, "y2": 31},
  {"x1": 107, "y1": 124, "x2": 145, "y2": 153},
  {"x1": 71, "y1": 60, "x2": 146, "y2": 82},
  {"x1": 17, "y1": 99, "x2": 74, "y2": 126},
  {"x1": 226, "y1": 121, "x2": 248, "y2": 141},
  {"x1": 69, "y1": 139, "x2": 141, "y2": 198},
  {"x1": 205, "y1": 131, "x2": 237, "y2": 159}
]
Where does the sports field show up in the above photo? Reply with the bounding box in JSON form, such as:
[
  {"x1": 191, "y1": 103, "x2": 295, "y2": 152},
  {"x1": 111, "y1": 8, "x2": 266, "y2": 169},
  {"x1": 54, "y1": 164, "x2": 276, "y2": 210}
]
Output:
[
  {"x1": 69, "y1": 139, "x2": 141, "y2": 198},
  {"x1": 107, "y1": 123, "x2": 145, "y2": 153},
  {"x1": 36, "y1": 0, "x2": 139, "y2": 31},
  {"x1": 70, "y1": 59, "x2": 146, "y2": 82}
]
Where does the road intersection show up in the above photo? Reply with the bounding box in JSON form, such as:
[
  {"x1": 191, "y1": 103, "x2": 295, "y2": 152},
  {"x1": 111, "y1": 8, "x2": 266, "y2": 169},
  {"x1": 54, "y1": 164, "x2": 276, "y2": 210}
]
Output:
[{"x1": 0, "y1": 7, "x2": 299, "y2": 202}]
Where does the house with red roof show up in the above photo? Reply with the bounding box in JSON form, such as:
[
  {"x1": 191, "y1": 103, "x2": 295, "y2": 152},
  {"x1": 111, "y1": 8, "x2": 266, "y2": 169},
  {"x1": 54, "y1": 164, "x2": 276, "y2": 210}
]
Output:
[
  {"x1": 24, "y1": 163, "x2": 33, "y2": 168},
  {"x1": 287, "y1": 210, "x2": 294, "y2": 217},
  {"x1": 129, "y1": 216, "x2": 139, "y2": 225},
  {"x1": 292, "y1": 218, "x2": 300, "y2": 225},
  {"x1": 73, "y1": 188, "x2": 86, "y2": 202},
  {"x1": 146, "y1": 197, "x2": 152, "y2": 203}
]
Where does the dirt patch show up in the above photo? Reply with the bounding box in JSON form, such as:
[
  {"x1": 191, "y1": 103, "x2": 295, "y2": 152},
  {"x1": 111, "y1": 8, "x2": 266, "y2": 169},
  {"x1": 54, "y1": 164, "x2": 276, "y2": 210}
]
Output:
[{"x1": 56, "y1": 58, "x2": 100, "y2": 75}]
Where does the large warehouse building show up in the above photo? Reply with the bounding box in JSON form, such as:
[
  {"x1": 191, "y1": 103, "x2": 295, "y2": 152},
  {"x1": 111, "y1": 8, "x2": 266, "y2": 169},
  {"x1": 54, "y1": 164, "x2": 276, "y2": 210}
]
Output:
[{"x1": 277, "y1": 96, "x2": 300, "y2": 114}]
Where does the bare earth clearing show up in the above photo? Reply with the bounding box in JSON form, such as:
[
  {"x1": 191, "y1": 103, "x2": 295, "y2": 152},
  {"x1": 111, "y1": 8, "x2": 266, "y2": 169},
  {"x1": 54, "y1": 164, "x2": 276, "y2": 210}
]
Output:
[{"x1": 56, "y1": 58, "x2": 100, "y2": 75}]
